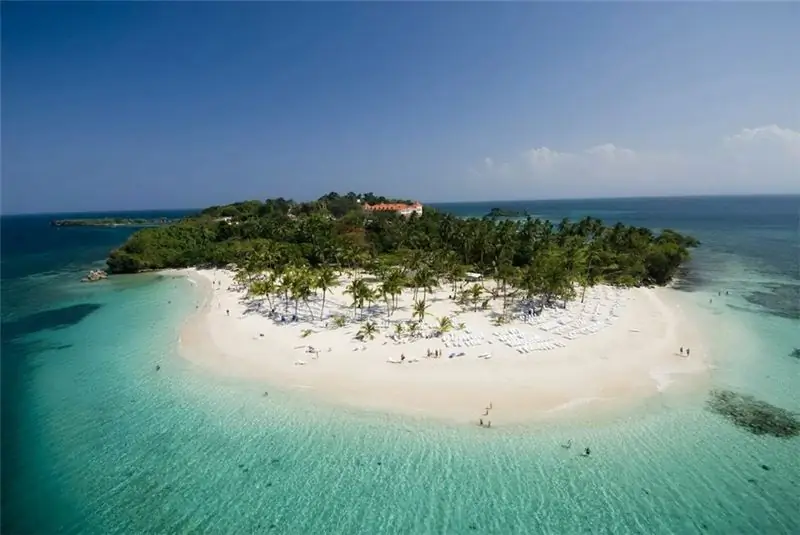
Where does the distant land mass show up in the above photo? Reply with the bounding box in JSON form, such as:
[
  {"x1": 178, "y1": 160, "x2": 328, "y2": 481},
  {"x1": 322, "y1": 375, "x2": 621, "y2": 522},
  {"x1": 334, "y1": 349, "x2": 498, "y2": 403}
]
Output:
[
  {"x1": 484, "y1": 207, "x2": 526, "y2": 219},
  {"x1": 51, "y1": 217, "x2": 178, "y2": 228}
]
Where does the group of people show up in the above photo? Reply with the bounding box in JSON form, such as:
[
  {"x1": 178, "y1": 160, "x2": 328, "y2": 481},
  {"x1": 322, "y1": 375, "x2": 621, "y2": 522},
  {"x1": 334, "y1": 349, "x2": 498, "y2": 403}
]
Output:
[
  {"x1": 561, "y1": 440, "x2": 591, "y2": 457},
  {"x1": 478, "y1": 401, "x2": 493, "y2": 428},
  {"x1": 679, "y1": 346, "x2": 691, "y2": 357}
]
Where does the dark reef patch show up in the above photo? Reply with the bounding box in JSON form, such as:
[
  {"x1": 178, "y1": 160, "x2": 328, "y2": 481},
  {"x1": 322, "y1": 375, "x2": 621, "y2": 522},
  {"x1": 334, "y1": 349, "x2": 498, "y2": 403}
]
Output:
[
  {"x1": 742, "y1": 283, "x2": 800, "y2": 320},
  {"x1": 1, "y1": 303, "x2": 103, "y2": 342},
  {"x1": 707, "y1": 390, "x2": 799, "y2": 438}
]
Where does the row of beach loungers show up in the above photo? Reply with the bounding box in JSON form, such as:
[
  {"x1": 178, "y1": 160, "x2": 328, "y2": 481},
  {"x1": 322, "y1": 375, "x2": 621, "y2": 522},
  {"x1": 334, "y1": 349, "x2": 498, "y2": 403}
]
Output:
[
  {"x1": 441, "y1": 331, "x2": 486, "y2": 348},
  {"x1": 492, "y1": 328, "x2": 566, "y2": 352}
]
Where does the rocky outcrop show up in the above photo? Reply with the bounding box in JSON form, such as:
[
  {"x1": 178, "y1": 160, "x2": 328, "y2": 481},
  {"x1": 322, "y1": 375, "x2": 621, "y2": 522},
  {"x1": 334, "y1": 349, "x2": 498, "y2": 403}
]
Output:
[{"x1": 81, "y1": 269, "x2": 108, "y2": 282}]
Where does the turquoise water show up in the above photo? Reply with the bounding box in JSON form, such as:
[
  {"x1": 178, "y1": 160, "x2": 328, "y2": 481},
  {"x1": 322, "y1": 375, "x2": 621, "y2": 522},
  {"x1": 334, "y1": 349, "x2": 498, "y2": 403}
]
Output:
[{"x1": 2, "y1": 197, "x2": 799, "y2": 534}]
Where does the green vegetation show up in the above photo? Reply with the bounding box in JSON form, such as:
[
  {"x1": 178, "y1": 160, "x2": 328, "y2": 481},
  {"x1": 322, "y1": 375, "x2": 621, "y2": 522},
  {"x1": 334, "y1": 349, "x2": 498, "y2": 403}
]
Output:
[
  {"x1": 107, "y1": 193, "x2": 699, "y2": 317},
  {"x1": 707, "y1": 390, "x2": 799, "y2": 438},
  {"x1": 51, "y1": 217, "x2": 176, "y2": 227}
]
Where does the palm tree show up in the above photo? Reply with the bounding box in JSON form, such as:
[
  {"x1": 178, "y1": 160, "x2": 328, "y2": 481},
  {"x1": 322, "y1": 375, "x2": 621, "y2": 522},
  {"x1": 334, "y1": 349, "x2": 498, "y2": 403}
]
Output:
[
  {"x1": 344, "y1": 278, "x2": 363, "y2": 319},
  {"x1": 393, "y1": 322, "x2": 405, "y2": 338},
  {"x1": 436, "y1": 315, "x2": 453, "y2": 335},
  {"x1": 445, "y1": 261, "x2": 466, "y2": 297},
  {"x1": 386, "y1": 269, "x2": 406, "y2": 312},
  {"x1": 406, "y1": 321, "x2": 420, "y2": 338},
  {"x1": 277, "y1": 270, "x2": 295, "y2": 313},
  {"x1": 248, "y1": 275, "x2": 276, "y2": 310},
  {"x1": 412, "y1": 265, "x2": 437, "y2": 302},
  {"x1": 468, "y1": 284, "x2": 483, "y2": 312},
  {"x1": 357, "y1": 321, "x2": 379, "y2": 341},
  {"x1": 378, "y1": 268, "x2": 405, "y2": 318},
  {"x1": 289, "y1": 268, "x2": 314, "y2": 320},
  {"x1": 412, "y1": 299, "x2": 431, "y2": 324},
  {"x1": 344, "y1": 278, "x2": 371, "y2": 320},
  {"x1": 361, "y1": 284, "x2": 378, "y2": 320},
  {"x1": 315, "y1": 266, "x2": 338, "y2": 320}
]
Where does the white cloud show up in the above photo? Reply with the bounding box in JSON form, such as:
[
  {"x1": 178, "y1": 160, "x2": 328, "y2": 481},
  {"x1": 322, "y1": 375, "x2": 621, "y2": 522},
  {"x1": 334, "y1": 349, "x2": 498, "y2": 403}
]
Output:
[
  {"x1": 469, "y1": 125, "x2": 799, "y2": 198},
  {"x1": 725, "y1": 124, "x2": 800, "y2": 150}
]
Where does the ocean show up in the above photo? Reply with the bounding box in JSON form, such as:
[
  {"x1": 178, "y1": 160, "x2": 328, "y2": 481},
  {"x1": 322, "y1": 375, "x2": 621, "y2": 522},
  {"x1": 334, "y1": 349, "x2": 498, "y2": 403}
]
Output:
[{"x1": 2, "y1": 196, "x2": 798, "y2": 534}]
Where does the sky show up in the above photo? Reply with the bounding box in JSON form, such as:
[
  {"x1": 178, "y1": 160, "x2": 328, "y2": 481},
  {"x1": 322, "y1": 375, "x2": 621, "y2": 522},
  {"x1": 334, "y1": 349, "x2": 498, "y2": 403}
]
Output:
[{"x1": 2, "y1": 1, "x2": 799, "y2": 214}]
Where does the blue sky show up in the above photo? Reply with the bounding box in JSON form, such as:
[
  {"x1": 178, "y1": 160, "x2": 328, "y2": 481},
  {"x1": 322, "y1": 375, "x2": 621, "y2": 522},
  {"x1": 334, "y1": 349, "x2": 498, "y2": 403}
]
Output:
[{"x1": 2, "y1": 2, "x2": 799, "y2": 214}]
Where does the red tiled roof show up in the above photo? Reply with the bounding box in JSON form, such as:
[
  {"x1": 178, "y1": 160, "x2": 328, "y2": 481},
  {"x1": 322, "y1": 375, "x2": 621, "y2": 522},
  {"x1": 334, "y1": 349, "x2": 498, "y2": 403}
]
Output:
[{"x1": 363, "y1": 202, "x2": 422, "y2": 212}]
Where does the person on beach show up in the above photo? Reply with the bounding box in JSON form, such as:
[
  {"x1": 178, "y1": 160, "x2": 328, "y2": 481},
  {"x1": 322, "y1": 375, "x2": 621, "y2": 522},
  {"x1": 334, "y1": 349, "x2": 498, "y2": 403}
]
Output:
[
  {"x1": 686, "y1": 348, "x2": 691, "y2": 357},
  {"x1": 483, "y1": 408, "x2": 489, "y2": 416},
  {"x1": 680, "y1": 346, "x2": 684, "y2": 355},
  {"x1": 400, "y1": 354, "x2": 406, "y2": 362},
  {"x1": 486, "y1": 421, "x2": 491, "y2": 428},
  {"x1": 479, "y1": 418, "x2": 484, "y2": 427},
  {"x1": 583, "y1": 447, "x2": 591, "y2": 457},
  {"x1": 226, "y1": 309, "x2": 230, "y2": 316}
]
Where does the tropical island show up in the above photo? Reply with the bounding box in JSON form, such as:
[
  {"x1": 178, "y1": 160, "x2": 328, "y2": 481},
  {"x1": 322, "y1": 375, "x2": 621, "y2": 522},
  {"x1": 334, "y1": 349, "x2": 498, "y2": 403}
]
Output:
[
  {"x1": 108, "y1": 192, "x2": 697, "y2": 283},
  {"x1": 51, "y1": 217, "x2": 177, "y2": 228},
  {"x1": 110, "y1": 192, "x2": 710, "y2": 424}
]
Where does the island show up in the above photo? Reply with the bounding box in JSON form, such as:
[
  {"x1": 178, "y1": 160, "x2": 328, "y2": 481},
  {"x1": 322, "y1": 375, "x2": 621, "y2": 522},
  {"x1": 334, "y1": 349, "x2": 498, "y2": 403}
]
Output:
[
  {"x1": 51, "y1": 217, "x2": 177, "y2": 228},
  {"x1": 483, "y1": 207, "x2": 525, "y2": 219},
  {"x1": 107, "y1": 191, "x2": 709, "y2": 424}
]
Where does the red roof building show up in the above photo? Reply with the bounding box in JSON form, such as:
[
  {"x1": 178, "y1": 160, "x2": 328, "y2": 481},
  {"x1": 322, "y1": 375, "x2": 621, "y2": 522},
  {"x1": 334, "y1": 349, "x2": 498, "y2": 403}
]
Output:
[{"x1": 363, "y1": 202, "x2": 423, "y2": 217}]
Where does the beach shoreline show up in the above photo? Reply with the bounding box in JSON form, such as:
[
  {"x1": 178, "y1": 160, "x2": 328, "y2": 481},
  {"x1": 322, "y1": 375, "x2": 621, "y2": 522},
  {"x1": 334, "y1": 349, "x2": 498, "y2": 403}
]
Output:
[{"x1": 173, "y1": 268, "x2": 711, "y2": 426}]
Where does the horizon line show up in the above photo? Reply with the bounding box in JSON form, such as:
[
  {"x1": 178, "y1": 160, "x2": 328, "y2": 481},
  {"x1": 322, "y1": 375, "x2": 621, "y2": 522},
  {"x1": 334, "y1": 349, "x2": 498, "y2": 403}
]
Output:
[{"x1": 2, "y1": 192, "x2": 798, "y2": 218}]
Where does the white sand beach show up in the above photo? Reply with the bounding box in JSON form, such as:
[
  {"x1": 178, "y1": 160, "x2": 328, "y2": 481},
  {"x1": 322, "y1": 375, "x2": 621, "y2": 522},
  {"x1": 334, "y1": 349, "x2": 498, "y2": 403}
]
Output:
[{"x1": 177, "y1": 268, "x2": 710, "y2": 425}]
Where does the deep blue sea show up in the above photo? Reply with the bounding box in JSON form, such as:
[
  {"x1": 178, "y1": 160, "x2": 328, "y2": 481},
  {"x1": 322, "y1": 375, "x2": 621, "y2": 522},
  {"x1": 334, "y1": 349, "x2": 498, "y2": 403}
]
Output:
[{"x1": 2, "y1": 197, "x2": 799, "y2": 534}]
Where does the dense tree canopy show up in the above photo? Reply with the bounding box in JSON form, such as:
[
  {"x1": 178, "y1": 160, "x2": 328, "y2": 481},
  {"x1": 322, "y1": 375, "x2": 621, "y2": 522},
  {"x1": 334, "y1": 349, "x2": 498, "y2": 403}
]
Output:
[{"x1": 106, "y1": 193, "x2": 699, "y2": 302}]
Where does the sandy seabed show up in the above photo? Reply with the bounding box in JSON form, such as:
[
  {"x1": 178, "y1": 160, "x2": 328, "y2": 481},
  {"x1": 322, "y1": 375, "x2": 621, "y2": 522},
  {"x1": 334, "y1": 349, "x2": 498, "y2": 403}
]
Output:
[{"x1": 175, "y1": 268, "x2": 710, "y2": 425}]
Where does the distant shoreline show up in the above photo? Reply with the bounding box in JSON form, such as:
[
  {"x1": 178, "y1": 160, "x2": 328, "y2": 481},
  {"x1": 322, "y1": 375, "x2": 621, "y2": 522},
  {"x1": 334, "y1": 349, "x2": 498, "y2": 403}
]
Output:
[{"x1": 51, "y1": 217, "x2": 178, "y2": 228}]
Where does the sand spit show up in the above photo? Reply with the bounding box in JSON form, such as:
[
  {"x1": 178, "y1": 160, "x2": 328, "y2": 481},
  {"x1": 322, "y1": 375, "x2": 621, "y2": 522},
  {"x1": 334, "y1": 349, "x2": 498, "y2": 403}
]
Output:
[{"x1": 176, "y1": 268, "x2": 709, "y2": 425}]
